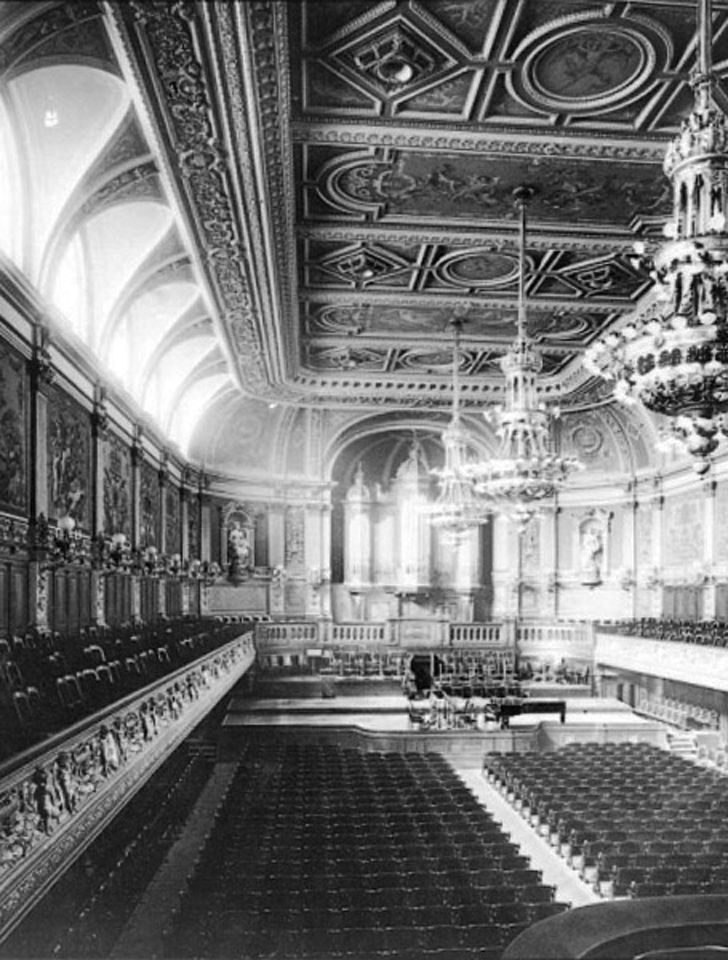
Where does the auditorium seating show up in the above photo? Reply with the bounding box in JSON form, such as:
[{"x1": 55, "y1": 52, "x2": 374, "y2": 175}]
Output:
[
  {"x1": 0, "y1": 618, "x2": 249, "y2": 759},
  {"x1": 602, "y1": 618, "x2": 728, "y2": 647},
  {"x1": 484, "y1": 743, "x2": 728, "y2": 899},
  {"x1": 164, "y1": 743, "x2": 568, "y2": 959}
]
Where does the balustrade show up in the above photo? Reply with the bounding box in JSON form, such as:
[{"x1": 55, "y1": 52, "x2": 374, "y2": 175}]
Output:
[
  {"x1": 449, "y1": 623, "x2": 504, "y2": 646},
  {"x1": 0, "y1": 632, "x2": 255, "y2": 938},
  {"x1": 256, "y1": 622, "x2": 320, "y2": 646},
  {"x1": 331, "y1": 623, "x2": 389, "y2": 645}
]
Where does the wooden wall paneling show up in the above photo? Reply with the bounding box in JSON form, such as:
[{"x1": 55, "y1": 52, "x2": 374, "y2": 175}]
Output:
[{"x1": 67, "y1": 573, "x2": 79, "y2": 634}]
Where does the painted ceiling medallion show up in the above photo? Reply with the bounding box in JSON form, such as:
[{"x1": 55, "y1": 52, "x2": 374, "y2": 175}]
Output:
[
  {"x1": 436, "y1": 249, "x2": 522, "y2": 289},
  {"x1": 331, "y1": 21, "x2": 452, "y2": 97},
  {"x1": 513, "y1": 14, "x2": 669, "y2": 115},
  {"x1": 309, "y1": 346, "x2": 386, "y2": 371},
  {"x1": 399, "y1": 348, "x2": 470, "y2": 373}
]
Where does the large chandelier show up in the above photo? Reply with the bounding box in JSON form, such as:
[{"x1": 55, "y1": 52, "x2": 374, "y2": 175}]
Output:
[
  {"x1": 428, "y1": 315, "x2": 494, "y2": 541},
  {"x1": 464, "y1": 187, "x2": 583, "y2": 523},
  {"x1": 584, "y1": 0, "x2": 728, "y2": 473}
]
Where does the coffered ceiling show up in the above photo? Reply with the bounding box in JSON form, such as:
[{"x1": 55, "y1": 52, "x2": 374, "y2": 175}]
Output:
[
  {"x1": 111, "y1": 0, "x2": 726, "y2": 414},
  {"x1": 0, "y1": 0, "x2": 723, "y2": 470}
]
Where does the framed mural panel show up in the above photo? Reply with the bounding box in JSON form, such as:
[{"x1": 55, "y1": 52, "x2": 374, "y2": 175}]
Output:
[
  {"x1": 47, "y1": 386, "x2": 92, "y2": 529},
  {"x1": 0, "y1": 341, "x2": 28, "y2": 513}
]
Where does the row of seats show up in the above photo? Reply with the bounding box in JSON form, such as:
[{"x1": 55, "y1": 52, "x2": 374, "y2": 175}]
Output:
[
  {"x1": 604, "y1": 618, "x2": 728, "y2": 646},
  {"x1": 165, "y1": 743, "x2": 569, "y2": 958},
  {"x1": 638, "y1": 693, "x2": 720, "y2": 731},
  {"x1": 484, "y1": 742, "x2": 728, "y2": 899},
  {"x1": 0, "y1": 619, "x2": 249, "y2": 757}
]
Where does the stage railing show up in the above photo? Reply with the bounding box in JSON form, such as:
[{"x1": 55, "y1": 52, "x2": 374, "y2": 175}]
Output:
[
  {"x1": 257, "y1": 622, "x2": 319, "y2": 644},
  {"x1": 449, "y1": 623, "x2": 505, "y2": 646},
  {"x1": 331, "y1": 623, "x2": 389, "y2": 645},
  {"x1": 0, "y1": 632, "x2": 255, "y2": 941}
]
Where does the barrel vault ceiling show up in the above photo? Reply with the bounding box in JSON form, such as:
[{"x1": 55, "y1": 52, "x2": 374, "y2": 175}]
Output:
[{"x1": 0, "y1": 1, "x2": 725, "y2": 468}]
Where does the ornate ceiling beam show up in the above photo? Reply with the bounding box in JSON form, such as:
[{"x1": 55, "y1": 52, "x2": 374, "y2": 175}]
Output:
[{"x1": 290, "y1": 120, "x2": 669, "y2": 163}]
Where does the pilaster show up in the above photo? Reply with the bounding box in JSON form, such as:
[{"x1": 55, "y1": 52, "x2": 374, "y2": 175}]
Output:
[{"x1": 130, "y1": 425, "x2": 143, "y2": 550}]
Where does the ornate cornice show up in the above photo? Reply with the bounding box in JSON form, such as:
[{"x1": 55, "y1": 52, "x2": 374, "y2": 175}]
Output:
[
  {"x1": 296, "y1": 224, "x2": 639, "y2": 252},
  {"x1": 290, "y1": 120, "x2": 670, "y2": 162}
]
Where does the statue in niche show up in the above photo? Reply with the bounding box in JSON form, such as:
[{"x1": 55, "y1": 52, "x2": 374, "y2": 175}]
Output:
[
  {"x1": 227, "y1": 521, "x2": 252, "y2": 581},
  {"x1": 580, "y1": 518, "x2": 604, "y2": 585}
]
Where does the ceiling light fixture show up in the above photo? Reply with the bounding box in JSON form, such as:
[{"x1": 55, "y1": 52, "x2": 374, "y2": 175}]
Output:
[
  {"x1": 464, "y1": 186, "x2": 583, "y2": 525},
  {"x1": 427, "y1": 310, "x2": 494, "y2": 542},
  {"x1": 584, "y1": 0, "x2": 728, "y2": 474}
]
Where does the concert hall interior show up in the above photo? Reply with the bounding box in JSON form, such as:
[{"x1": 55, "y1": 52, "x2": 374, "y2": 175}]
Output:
[{"x1": 5, "y1": 1, "x2": 728, "y2": 958}]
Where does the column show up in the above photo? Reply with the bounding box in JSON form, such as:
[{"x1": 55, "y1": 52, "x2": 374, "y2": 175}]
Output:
[
  {"x1": 704, "y1": 476, "x2": 717, "y2": 618},
  {"x1": 180, "y1": 479, "x2": 190, "y2": 560},
  {"x1": 28, "y1": 326, "x2": 53, "y2": 631},
  {"x1": 130, "y1": 426, "x2": 143, "y2": 621},
  {"x1": 130, "y1": 425, "x2": 143, "y2": 549},
  {"x1": 90, "y1": 384, "x2": 109, "y2": 627},
  {"x1": 652, "y1": 486, "x2": 664, "y2": 617},
  {"x1": 629, "y1": 493, "x2": 639, "y2": 619},
  {"x1": 305, "y1": 505, "x2": 322, "y2": 617},
  {"x1": 158, "y1": 452, "x2": 168, "y2": 554},
  {"x1": 319, "y1": 502, "x2": 333, "y2": 619},
  {"x1": 198, "y1": 473, "x2": 210, "y2": 562},
  {"x1": 268, "y1": 503, "x2": 285, "y2": 616}
]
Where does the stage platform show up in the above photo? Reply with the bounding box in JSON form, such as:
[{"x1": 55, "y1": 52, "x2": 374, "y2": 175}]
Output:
[
  {"x1": 221, "y1": 691, "x2": 668, "y2": 767},
  {"x1": 251, "y1": 675, "x2": 593, "y2": 700}
]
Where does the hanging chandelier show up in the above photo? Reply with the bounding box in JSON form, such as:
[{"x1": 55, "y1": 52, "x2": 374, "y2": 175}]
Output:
[
  {"x1": 584, "y1": 0, "x2": 728, "y2": 473},
  {"x1": 464, "y1": 186, "x2": 583, "y2": 523},
  {"x1": 428, "y1": 315, "x2": 494, "y2": 541}
]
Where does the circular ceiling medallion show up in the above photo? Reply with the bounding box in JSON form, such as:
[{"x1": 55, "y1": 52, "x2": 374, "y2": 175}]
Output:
[
  {"x1": 400, "y1": 349, "x2": 469, "y2": 373},
  {"x1": 234, "y1": 415, "x2": 264, "y2": 444},
  {"x1": 517, "y1": 19, "x2": 660, "y2": 114},
  {"x1": 570, "y1": 422, "x2": 604, "y2": 458},
  {"x1": 437, "y1": 250, "x2": 521, "y2": 289}
]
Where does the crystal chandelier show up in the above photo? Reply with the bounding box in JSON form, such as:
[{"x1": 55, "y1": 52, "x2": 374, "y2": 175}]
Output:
[
  {"x1": 464, "y1": 187, "x2": 583, "y2": 523},
  {"x1": 428, "y1": 314, "x2": 494, "y2": 541},
  {"x1": 584, "y1": 0, "x2": 728, "y2": 473}
]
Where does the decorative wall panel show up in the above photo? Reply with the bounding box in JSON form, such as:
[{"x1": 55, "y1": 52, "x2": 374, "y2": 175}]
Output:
[
  {"x1": 188, "y1": 502, "x2": 199, "y2": 559},
  {"x1": 103, "y1": 435, "x2": 132, "y2": 537},
  {"x1": 663, "y1": 492, "x2": 704, "y2": 568},
  {"x1": 636, "y1": 504, "x2": 653, "y2": 573},
  {"x1": 165, "y1": 484, "x2": 179, "y2": 554},
  {"x1": 139, "y1": 461, "x2": 160, "y2": 547},
  {"x1": 716, "y1": 481, "x2": 728, "y2": 564},
  {"x1": 47, "y1": 387, "x2": 91, "y2": 528},
  {"x1": 0, "y1": 341, "x2": 27, "y2": 512},
  {"x1": 285, "y1": 506, "x2": 305, "y2": 572}
]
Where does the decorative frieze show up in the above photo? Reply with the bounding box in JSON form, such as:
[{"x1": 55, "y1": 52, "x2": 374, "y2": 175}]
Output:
[{"x1": 0, "y1": 633, "x2": 255, "y2": 939}]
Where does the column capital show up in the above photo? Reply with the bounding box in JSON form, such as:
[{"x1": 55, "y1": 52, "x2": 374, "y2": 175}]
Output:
[
  {"x1": 158, "y1": 450, "x2": 170, "y2": 486},
  {"x1": 131, "y1": 425, "x2": 144, "y2": 466},
  {"x1": 91, "y1": 383, "x2": 109, "y2": 440},
  {"x1": 29, "y1": 325, "x2": 54, "y2": 387}
]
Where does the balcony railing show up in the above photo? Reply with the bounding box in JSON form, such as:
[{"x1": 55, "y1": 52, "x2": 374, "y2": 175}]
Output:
[{"x1": 0, "y1": 632, "x2": 255, "y2": 940}]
